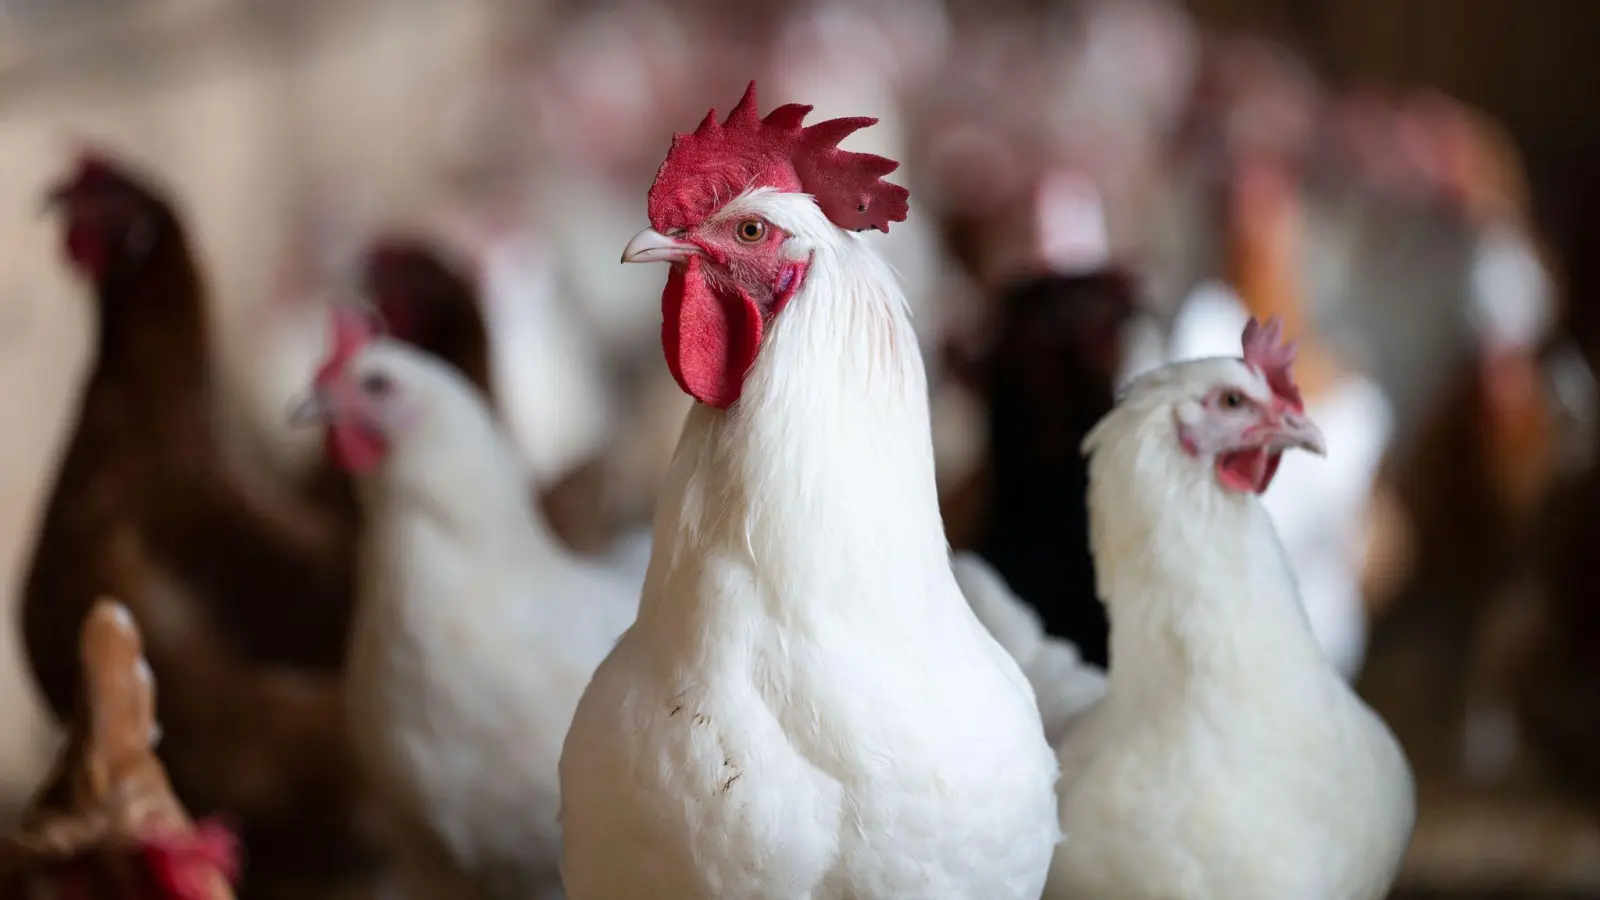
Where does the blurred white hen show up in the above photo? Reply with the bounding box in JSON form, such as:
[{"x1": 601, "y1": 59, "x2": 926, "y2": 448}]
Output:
[
  {"x1": 1043, "y1": 317, "x2": 1414, "y2": 899},
  {"x1": 1124, "y1": 280, "x2": 1393, "y2": 678},
  {"x1": 296, "y1": 312, "x2": 639, "y2": 899},
  {"x1": 450, "y1": 217, "x2": 616, "y2": 486}
]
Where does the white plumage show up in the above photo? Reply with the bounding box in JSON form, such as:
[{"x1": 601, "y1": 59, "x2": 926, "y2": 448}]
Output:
[
  {"x1": 325, "y1": 340, "x2": 639, "y2": 899},
  {"x1": 473, "y1": 227, "x2": 616, "y2": 485},
  {"x1": 951, "y1": 552, "x2": 1107, "y2": 747},
  {"x1": 1042, "y1": 351, "x2": 1415, "y2": 900},
  {"x1": 558, "y1": 190, "x2": 1060, "y2": 899}
]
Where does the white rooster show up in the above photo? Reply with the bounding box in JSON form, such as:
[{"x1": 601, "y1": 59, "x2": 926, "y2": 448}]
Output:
[
  {"x1": 558, "y1": 82, "x2": 1060, "y2": 899},
  {"x1": 288, "y1": 306, "x2": 640, "y2": 900},
  {"x1": 1042, "y1": 316, "x2": 1414, "y2": 900}
]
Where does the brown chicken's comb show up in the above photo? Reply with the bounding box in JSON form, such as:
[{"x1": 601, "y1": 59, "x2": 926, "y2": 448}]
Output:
[
  {"x1": 44, "y1": 148, "x2": 130, "y2": 209},
  {"x1": 647, "y1": 80, "x2": 910, "y2": 234},
  {"x1": 1241, "y1": 316, "x2": 1304, "y2": 412},
  {"x1": 0, "y1": 598, "x2": 239, "y2": 899}
]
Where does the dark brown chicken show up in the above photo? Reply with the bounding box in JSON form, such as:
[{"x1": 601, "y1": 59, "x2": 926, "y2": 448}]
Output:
[
  {"x1": 942, "y1": 269, "x2": 1141, "y2": 669},
  {"x1": 0, "y1": 598, "x2": 239, "y2": 900},
  {"x1": 363, "y1": 236, "x2": 496, "y2": 401},
  {"x1": 22, "y1": 152, "x2": 382, "y2": 892}
]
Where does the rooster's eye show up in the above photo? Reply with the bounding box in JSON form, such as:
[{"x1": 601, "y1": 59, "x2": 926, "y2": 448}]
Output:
[
  {"x1": 1219, "y1": 390, "x2": 1246, "y2": 410},
  {"x1": 736, "y1": 219, "x2": 766, "y2": 243},
  {"x1": 361, "y1": 372, "x2": 393, "y2": 397}
]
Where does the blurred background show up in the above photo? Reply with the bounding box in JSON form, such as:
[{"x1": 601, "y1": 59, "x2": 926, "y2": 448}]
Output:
[{"x1": 0, "y1": 0, "x2": 1598, "y2": 897}]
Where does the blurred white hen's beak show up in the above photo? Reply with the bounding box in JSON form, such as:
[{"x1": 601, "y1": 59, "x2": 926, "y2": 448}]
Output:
[
  {"x1": 288, "y1": 391, "x2": 330, "y2": 427},
  {"x1": 621, "y1": 228, "x2": 700, "y2": 264}
]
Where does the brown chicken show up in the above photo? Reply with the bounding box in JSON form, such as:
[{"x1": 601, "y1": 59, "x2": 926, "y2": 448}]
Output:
[
  {"x1": 0, "y1": 598, "x2": 239, "y2": 900},
  {"x1": 941, "y1": 267, "x2": 1141, "y2": 669},
  {"x1": 1507, "y1": 147, "x2": 1600, "y2": 806},
  {"x1": 22, "y1": 151, "x2": 382, "y2": 891},
  {"x1": 362, "y1": 236, "x2": 496, "y2": 401},
  {"x1": 1340, "y1": 93, "x2": 1579, "y2": 793}
]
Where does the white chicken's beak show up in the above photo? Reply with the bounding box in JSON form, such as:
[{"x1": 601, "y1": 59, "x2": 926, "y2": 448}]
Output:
[
  {"x1": 1267, "y1": 409, "x2": 1327, "y2": 457},
  {"x1": 288, "y1": 391, "x2": 331, "y2": 427},
  {"x1": 621, "y1": 228, "x2": 700, "y2": 264}
]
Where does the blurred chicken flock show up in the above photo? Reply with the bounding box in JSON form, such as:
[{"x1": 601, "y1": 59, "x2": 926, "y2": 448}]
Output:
[{"x1": 0, "y1": 0, "x2": 1597, "y2": 897}]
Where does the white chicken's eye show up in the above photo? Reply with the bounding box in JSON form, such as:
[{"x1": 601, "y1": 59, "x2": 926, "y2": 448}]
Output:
[
  {"x1": 361, "y1": 372, "x2": 394, "y2": 397},
  {"x1": 1219, "y1": 390, "x2": 1246, "y2": 410},
  {"x1": 735, "y1": 219, "x2": 766, "y2": 243}
]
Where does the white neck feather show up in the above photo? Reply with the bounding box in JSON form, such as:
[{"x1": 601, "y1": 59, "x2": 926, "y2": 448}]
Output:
[
  {"x1": 360, "y1": 345, "x2": 562, "y2": 558},
  {"x1": 643, "y1": 192, "x2": 949, "y2": 625}
]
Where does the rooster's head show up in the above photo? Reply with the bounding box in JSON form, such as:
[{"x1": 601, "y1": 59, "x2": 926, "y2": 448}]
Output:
[{"x1": 620, "y1": 80, "x2": 909, "y2": 408}]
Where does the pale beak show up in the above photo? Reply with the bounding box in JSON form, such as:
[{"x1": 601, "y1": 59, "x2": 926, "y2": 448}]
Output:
[
  {"x1": 1266, "y1": 409, "x2": 1327, "y2": 457},
  {"x1": 620, "y1": 228, "x2": 700, "y2": 264},
  {"x1": 288, "y1": 391, "x2": 330, "y2": 427}
]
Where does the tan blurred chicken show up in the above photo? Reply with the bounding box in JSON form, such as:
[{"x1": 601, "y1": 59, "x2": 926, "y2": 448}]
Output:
[
  {"x1": 1344, "y1": 91, "x2": 1582, "y2": 794},
  {"x1": 1412, "y1": 95, "x2": 1585, "y2": 788},
  {"x1": 0, "y1": 599, "x2": 239, "y2": 900},
  {"x1": 1132, "y1": 43, "x2": 1410, "y2": 678},
  {"x1": 1226, "y1": 148, "x2": 1414, "y2": 624}
]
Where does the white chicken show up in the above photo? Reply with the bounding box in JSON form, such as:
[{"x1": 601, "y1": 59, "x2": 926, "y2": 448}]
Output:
[
  {"x1": 1154, "y1": 281, "x2": 1394, "y2": 678},
  {"x1": 442, "y1": 211, "x2": 617, "y2": 487},
  {"x1": 1044, "y1": 317, "x2": 1414, "y2": 900},
  {"x1": 288, "y1": 306, "x2": 640, "y2": 900},
  {"x1": 558, "y1": 82, "x2": 1060, "y2": 899}
]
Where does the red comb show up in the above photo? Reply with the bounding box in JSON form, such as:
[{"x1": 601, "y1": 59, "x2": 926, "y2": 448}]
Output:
[
  {"x1": 46, "y1": 148, "x2": 131, "y2": 204},
  {"x1": 1241, "y1": 316, "x2": 1304, "y2": 412},
  {"x1": 143, "y1": 818, "x2": 240, "y2": 900},
  {"x1": 314, "y1": 303, "x2": 379, "y2": 386},
  {"x1": 70, "y1": 149, "x2": 120, "y2": 180},
  {"x1": 647, "y1": 80, "x2": 909, "y2": 234}
]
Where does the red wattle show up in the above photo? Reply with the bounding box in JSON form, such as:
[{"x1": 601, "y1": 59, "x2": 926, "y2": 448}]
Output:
[
  {"x1": 325, "y1": 425, "x2": 386, "y2": 474},
  {"x1": 1217, "y1": 448, "x2": 1284, "y2": 494},
  {"x1": 661, "y1": 255, "x2": 763, "y2": 409}
]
